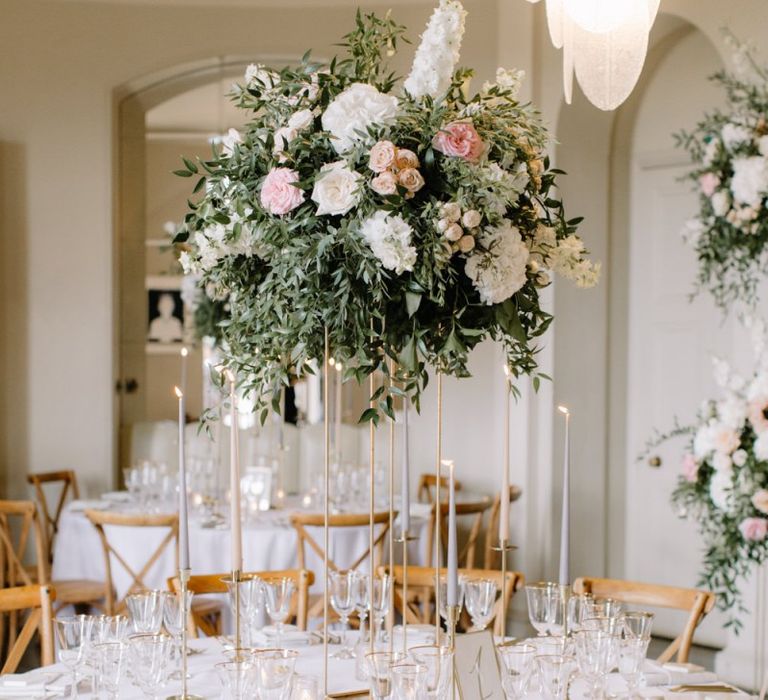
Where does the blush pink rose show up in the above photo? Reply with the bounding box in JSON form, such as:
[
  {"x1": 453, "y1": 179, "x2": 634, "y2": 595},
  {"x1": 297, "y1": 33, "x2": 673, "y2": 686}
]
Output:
[
  {"x1": 260, "y1": 167, "x2": 304, "y2": 215},
  {"x1": 739, "y1": 517, "x2": 768, "y2": 541},
  {"x1": 681, "y1": 453, "x2": 699, "y2": 483},
  {"x1": 752, "y1": 489, "x2": 768, "y2": 514},
  {"x1": 370, "y1": 171, "x2": 398, "y2": 196},
  {"x1": 432, "y1": 122, "x2": 485, "y2": 162},
  {"x1": 395, "y1": 148, "x2": 419, "y2": 170},
  {"x1": 368, "y1": 140, "x2": 397, "y2": 173},
  {"x1": 699, "y1": 172, "x2": 720, "y2": 197}
]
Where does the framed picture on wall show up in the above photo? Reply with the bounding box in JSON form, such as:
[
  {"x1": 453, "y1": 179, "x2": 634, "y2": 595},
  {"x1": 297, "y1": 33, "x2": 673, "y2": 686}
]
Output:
[{"x1": 145, "y1": 275, "x2": 186, "y2": 352}]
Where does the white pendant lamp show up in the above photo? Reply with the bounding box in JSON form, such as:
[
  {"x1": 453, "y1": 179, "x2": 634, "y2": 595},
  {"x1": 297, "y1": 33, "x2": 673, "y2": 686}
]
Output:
[{"x1": 527, "y1": 0, "x2": 660, "y2": 110}]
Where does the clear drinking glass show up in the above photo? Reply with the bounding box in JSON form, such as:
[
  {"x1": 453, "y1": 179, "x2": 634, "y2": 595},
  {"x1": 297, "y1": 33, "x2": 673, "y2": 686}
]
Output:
[
  {"x1": 391, "y1": 663, "x2": 428, "y2": 700},
  {"x1": 126, "y1": 590, "x2": 165, "y2": 634},
  {"x1": 621, "y1": 611, "x2": 654, "y2": 640},
  {"x1": 94, "y1": 641, "x2": 126, "y2": 700},
  {"x1": 465, "y1": 579, "x2": 498, "y2": 631},
  {"x1": 224, "y1": 575, "x2": 264, "y2": 648},
  {"x1": 252, "y1": 648, "x2": 298, "y2": 700},
  {"x1": 537, "y1": 654, "x2": 575, "y2": 700},
  {"x1": 263, "y1": 577, "x2": 295, "y2": 648},
  {"x1": 366, "y1": 651, "x2": 406, "y2": 700},
  {"x1": 54, "y1": 615, "x2": 94, "y2": 700},
  {"x1": 128, "y1": 633, "x2": 172, "y2": 700},
  {"x1": 581, "y1": 598, "x2": 623, "y2": 624},
  {"x1": 291, "y1": 674, "x2": 320, "y2": 700},
  {"x1": 216, "y1": 659, "x2": 256, "y2": 700},
  {"x1": 618, "y1": 637, "x2": 650, "y2": 698},
  {"x1": 573, "y1": 629, "x2": 616, "y2": 699},
  {"x1": 409, "y1": 645, "x2": 453, "y2": 700},
  {"x1": 498, "y1": 643, "x2": 537, "y2": 700},
  {"x1": 330, "y1": 571, "x2": 357, "y2": 658},
  {"x1": 371, "y1": 574, "x2": 392, "y2": 643},
  {"x1": 163, "y1": 590, "x2": 193, "y2": 679},
  {"x1": 354, "y1": 574, "x2": 370, "y2": 635},
  {"x1": 567, "y1": 594, "x2": 592, "y2": 634},
  {"x1": 93, "y1": 615, "x2": 130, "y2": 643},
  {"x1": 525, "y1": 583, "x2": 563, "y2": 636}
]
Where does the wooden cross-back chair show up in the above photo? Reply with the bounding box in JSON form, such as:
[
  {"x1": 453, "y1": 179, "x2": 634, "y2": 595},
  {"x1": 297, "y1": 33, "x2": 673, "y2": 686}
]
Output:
[
  {"x1": 573, "y1": 576, "x2": 716, "y2": 663},
  {"x1": 0, "y1": 584, "x2": 55, "y2": 674},
  {"x1": 426, "y1": 498, "x2": 493, "y2": 571},
  {"x1": 27, "y1": 470, "x2": 80, "y2": 564},
  {"x1": 168, "y1": 569, "x2": 314, "y2": 637},
  {"x1": 417, "y1": 473, "x2": 463, "y2": 504},
  {"x1": 290, "y1": 511, "x2": 393, "y2": 620},
  {"x1": 382, "y1": 564, "x2": 523, "y2": 637},
  {"x1": 484, "y1": 485, "x2": 523, "y2": 569}
]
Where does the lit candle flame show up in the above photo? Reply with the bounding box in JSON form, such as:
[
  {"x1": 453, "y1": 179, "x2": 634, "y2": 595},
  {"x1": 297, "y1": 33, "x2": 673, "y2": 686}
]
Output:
[
  {"x1": 336, "y1": 362, "x2": 343, "y2": 372},
  {"x1": 558, "y1": 405, "x2": 569, "y2": 415},
  {"x1": 174, "y1": 386, "x2": 183, "y2": 399},
  {"x1": 180, "y1": 346, "x2": 189, "y2": 358},
  {"x1": 440, "y1": 459, "x2": 454, "y2": 469},
  {"x1": 329, "y1": 358, "x2": 336, "y2": 367}
]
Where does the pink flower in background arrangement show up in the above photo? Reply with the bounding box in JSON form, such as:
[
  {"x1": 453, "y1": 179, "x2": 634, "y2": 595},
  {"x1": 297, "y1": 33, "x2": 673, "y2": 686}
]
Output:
[
  {"x1": 748, "y1": 397, "x2": 768, "y2": 434},
  {"x1": 260, "y1": 167, "x2": 305, "y2": 215},
  {"x1": 681, "y1": 453, "x2": 699, "y2": 482},
  {"x1": 752, "y1": 489, "x2": 768, "y2": 515},
  {"x1": 739, "y1": 517, "x2": 768, "y2": 542},
  {"x1": 368, "y1": 140, "x2": 397, "y2": 173},
  {"x1": 432, "y1": 121, "x2": 485, "y2": 162},
  {"x1": 698, "y1": 172, "x2": 720, "y2": 197}
]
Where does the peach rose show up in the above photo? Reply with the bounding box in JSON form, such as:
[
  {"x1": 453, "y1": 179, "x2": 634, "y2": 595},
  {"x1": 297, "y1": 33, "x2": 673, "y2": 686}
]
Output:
[
  {"x1": 395, "y1": 148, "x2": 419, "y2": 170},
  {"x1": 752, "y1": 489, "x2": 768, "y2": 514},
  {"x1": 370, "y1": 171, "x2": 398, "y2": 196},
  {"x1": 260, "y1": 167, "x2": 304, "y2": 216},
  {"x1": 699, "y1": 172, "x2": 720, "y2": 197},
  {"x1": 682, "y1": 453, "x2": 699, "y2": 483},
  {"x1": 432, "y1": 121, "x2": 485, "y2": 162},
  {"x1": 712, "y1": 425, "x2": 740, "y2": 454},
  {"x1": 398, "y1": 168, "x2": 425, "y2": 193},
  {"x1": 739, "y1": 517, "x2": 768, "y2": 541},
  {"x1": 749, "y1": 397, "x2": 768, "y2": 434},
  {"x1": 368, "y1": 140, "x2": 397, "y2": 173},
  {"x1": 458, "y1": 235, "x2": 476, "y2": 253},
  {"x1": 444, "y1": 223, "x2": 464, "y2": 242}
]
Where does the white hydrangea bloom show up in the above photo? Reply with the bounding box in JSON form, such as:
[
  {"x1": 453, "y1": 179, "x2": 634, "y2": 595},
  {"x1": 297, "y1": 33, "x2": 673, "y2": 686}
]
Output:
[
  {"x1": 710, "y1": 469, "x2": 733, "y2": 511},
  {"x1": 464, "y1": 220, "x2": 529, "y2": 305},
  {"x1": 721, "y1": 123, "x2": 752, "y2": 150},
  {"x1": 403, "y1": 0, "x2": 467, "y2": 99},
  {"x1": 731, "y1": 156, "x2": 768, "y2": 207},
  {"x1": 755, "y1": 431, "x2": 768, "y2": 461},
  {"x1": 711, "y1": 190, "x2": 730, "y2": 217},
  {"x1": 360, "y1": 211, "x2": 417, "y2": 275}
]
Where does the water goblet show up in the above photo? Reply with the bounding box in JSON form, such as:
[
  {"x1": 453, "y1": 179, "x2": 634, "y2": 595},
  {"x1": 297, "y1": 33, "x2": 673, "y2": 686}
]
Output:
[
  {"x1": 371, "y1": 574, "x2": 392, "y2": 643},
  {"x1": 216, "y1": 659, "x2": 256, "y2": 700},
  {"x1": 525, "y1": 582, "x2": 563, "y2": 636},
  {"x1": 618, "y1": 636, "x2": 650, "y2": 698},
  {"x1": 127, "y1": 633, "x2": 172, "y2": 700},
  {"x1": 94, "y1": 641, "x2": 126, "y2": 700},
  {"x1": 291, "y1": 674, "x2": 319, "y2": 700},
  {"x1": 498, "y1": 643, "x2": 537, "y2": 700},
  {"x1": 410, "y1": 645, "x2": 454, "y2": 700},
  {"x1": 330, "y1": 571, "x2": 357, "y2": 657},
  {"x1": 581, "y1": 598, "x2": 623, "y2": 624},
  {"x1": 621, "y1": 611, "x2": 654, "y2": 640},
  {"x1": 354, "y1": 573, "x2": 370, "y2": 636},
  {"x1": 573, "y1": 629, "x2": 616, "y2": 699},
  {"x1": 93, "y1": 615, "x2": 130, "y2": 643},
  {"x1": 126, "y1": 590, "x2": 165, "y2": 634},
  {"x1": 366, "y1": 651, "x2": 406, "y2": 700},
  {"x1": 391, "y1": 663, "x2": 428, "y2": 700},
  {"x1": 263, "y1": 577, "x2": 295, "y2": 648},
  {"x1": 163, "y1": 590, "x2": 193, "y2": 679},
  {"x1": 537, "y1": 654, "x2": 575, "y2": 700},
  {"x1": 54, "y1": 614, "x2": 94, "y2": 700},
  {"x1": 252, "y1": 648, "x2": 298, "y2": 700},
  {"x1": 567, "y1": 594, "x2": 593, "y2": 634},
  {"x1": 465, "y1": 578, "x2": 498, "y2": 631},
  {"x1": 224, "y1": 575, "x2": 264, "y2": 648}
]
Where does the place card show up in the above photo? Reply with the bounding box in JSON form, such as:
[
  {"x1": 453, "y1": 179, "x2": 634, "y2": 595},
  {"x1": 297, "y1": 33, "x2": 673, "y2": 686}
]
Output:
[{"x1": 453, "y1": 629, "x2": 504, "y2": 700}]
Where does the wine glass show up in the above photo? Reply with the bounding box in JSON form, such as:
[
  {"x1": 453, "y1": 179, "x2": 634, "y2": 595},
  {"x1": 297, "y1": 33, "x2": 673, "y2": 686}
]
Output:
[
  {"x1": 252, "y1": 648, "x2": 298, "y2": 700},
  {"x1": 216, "y1": 659, "x2": 256, "y2": 700},
  {"x1": 128, "y1": 633, "x2": 172, "y2": 700},
  {"x1": 163, "y1": 590, "x2": 193, "y2": 679},
  {"x1": 498, "y1": 643, "x2": 536, "y2": 700},
  {"x1": 126, "y1": 590, "x2": 165, "y2": 634},
  {"x1": 330, "y1": 571, "x2": 357, "y2": 658},
  {"x1": 525, "y1": 582, "x2": 562, "y2": 636},
  {"x1": 391, "y1": 663, "x2": 428, "y2": 700},
  {"x1": 225, "y1": 575, "x2": 264, "y2": 648},
  {"x1": 94, "y1": 641, "x2": 126, "y2": 700},
  {"x1": 410, "y1": 645, "x2": 454, "y2": 700},
  {"x1": 263, "y1": 577, "x2": 295, "y2": 648},
  {"x1": 93, "y1": 615, "x2": 130, "y2": 643},
  {"x1": 54, "y1": 615, "x2": 94, "y2": 700},
  {"x1": 618, "y1": 636, "x2": 650, "y2": 698},
  {"x1": 464, "y1": 579, "x2": 497, "y2": 631},
  {"x1": 354, "y1": 573, "x2": 370, "y2": 635},
  {"x1": 567, "y1": 594, "x2": 592, "y2": 634},
  {"x1": 371, "y1": 574, "x2": 392, "y2": 643},
  {"x1": 621, "y1": 611, "x2": 654, "y2": 640},
  {"x1": 536, "y1": 654, "x2": 575, "y2": 700},
  {"x1": 573, "y1": 629, "x2": 616, "y2": 699},
  {"x1": 366, "y1": 651, "x2": 405, "y2": 700}
]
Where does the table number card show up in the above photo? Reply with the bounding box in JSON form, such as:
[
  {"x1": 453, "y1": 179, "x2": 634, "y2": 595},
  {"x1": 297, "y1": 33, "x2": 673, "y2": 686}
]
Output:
[{"x1": 453, "y1": 630, "x2": 504, "y2": 700}]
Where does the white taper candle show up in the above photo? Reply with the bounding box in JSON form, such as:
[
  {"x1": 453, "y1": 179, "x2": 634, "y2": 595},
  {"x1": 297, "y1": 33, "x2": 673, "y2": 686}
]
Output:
[
  {"x1": 175, "y1": 387, "x2": 190, "y2": 571},
  {"x1": 558, "y1": 406, "x2": 571, "y2": 586}
]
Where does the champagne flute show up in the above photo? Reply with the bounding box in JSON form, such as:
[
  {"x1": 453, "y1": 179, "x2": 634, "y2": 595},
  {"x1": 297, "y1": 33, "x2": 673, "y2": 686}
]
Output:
[
  {"x1": 498, "y1": 643, "x2": 536, "y2": 700},
  {"x1": 263, "y1": 577, "x2": 295, "y2": 648},
  {"x1": 330, "y1": 571, "x2": 357, "y2": 658},
  {"x1": 371, "y1": 574, "x2": 392, "y2": 643}
]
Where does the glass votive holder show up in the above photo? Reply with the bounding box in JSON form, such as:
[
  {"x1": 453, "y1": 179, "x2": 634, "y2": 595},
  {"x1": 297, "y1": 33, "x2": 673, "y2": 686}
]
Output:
[{"x1": 291, "y1": 673, "x2": 319, "y2": 700}]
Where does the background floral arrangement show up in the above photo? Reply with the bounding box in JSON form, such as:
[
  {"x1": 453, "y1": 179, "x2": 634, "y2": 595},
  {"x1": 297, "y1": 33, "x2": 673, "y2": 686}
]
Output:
[
  {"x1": 648, "y1": 318, "x2": 768, "y2": 628},
  {"x1": 677, "y1": 35, "x2": 768, "y2": 309},
  {"x1": 174, "y1": 0, "x2": 598, "y2": 420}
]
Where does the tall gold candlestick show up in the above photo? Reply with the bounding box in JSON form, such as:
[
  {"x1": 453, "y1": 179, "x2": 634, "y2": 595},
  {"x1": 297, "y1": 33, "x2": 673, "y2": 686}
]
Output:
[{"x1": 323, "y1": 328, "x2": 330, "y2": 700}]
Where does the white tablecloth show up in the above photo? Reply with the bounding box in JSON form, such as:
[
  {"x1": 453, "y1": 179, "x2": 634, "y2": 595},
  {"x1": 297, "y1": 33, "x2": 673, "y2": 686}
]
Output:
[{"x1": 52, "y1": 497, "x2": 431, "y2": 601}]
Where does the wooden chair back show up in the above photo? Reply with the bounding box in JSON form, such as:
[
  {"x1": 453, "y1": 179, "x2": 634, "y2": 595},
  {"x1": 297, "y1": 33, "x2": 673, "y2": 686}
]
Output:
[
  {"x1": 572, "y1": 576, "x2": 716, "y2": 663},
  {"x1": 417, "y1": 473, "x2": 463, "y2": 504},
  {"x1": 0, "y1": 501, "x2": 47, "y2": 587},
  {"x1": 426, "y1": 499, "x2": 493, "y2": 570},
  {"x1": 85, "y1": 509, "x2": 178, "y2": 614},
  {"x1": 0, "y1": 584, "x2": 55, "y2": 674},
  {"x1": 27, "y1": 470, "x2": 80, "y2": 563},
  {"x1": 382, "y1": 564, "x2": 523, "y2": 637},
  {"x1": 484, "y1": 485, "x2": 523, "y2": 569},
  {"x1": 168, "y1": 569, "x2": 314, "y2": 636}
]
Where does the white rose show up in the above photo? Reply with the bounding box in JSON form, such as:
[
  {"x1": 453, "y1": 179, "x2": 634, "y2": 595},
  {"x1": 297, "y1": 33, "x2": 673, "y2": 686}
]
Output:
[
  {"x1": 245, "y1": 64, "x2": 279, "y2": 90},
  {"x1": 221, "y1": 128, "x2": 243, "y2": 157},
  {"x1": 288, "y1": 109, "x2": 315, "y2": 132},
  {"x1": 731, "y1": 156, "x2": 768, "y2": 207},
  {"x1": 462, "y1": 210, "x2": 482, "y2": 228},
  {"x1": 711, "y1": 190, "x2": 730, "y2": 217},
  {"x1": 321, "y1": 83, "x2": 398, "y2": 154},
  {"x1": 273, "y1": 126, "x2": 298, "y2": 155},
  {"x1": 436, "y1": 218, "x2": 450, "y2": 233},
  {"x1": 733, "y1": 449, "x2": 748, "y2": 467},
  {"x1": 458, "y1": 235, "x2": 476, "y2": 253},
  {"x1": 311, "y1": 161, "x2": 363, "y2": 216},
  {"x1": 755, "y1": 431, "x2": 768, "y2": 461},
  {"x1": 718, "y1": 395, "x2": 747, "y2": 429},
  {"x1": 693, "y1": 424, "x2": 715, "y2": 459}
]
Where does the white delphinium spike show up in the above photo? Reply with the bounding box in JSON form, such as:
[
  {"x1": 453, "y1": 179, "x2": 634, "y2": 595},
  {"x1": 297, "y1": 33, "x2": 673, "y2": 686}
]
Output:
[{"x1": 403, "y1": 0, "x2": 467, "y2": 100}]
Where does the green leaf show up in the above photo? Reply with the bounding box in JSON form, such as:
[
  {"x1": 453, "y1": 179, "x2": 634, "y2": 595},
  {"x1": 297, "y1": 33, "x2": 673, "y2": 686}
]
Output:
[
  {"x1": 405, "y1": 291, "x2": 422, "y2": 318},
  {"x1": 173, "y1": 169, "x2": 193, "y2": 178},
  {"x1": 182, "y1": 157, "x2": 199, "y2": 174}
]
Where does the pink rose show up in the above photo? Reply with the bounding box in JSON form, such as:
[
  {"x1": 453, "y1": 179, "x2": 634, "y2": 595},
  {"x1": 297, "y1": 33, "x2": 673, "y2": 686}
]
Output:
[
  {"x1": 739, "y1": 517, "x2": 768, "y2": 541},
  {"x1": 749, "y1": 397, "x2": 768, "y2": 434},
  {"x1": 369, "y1": 140, "x2": 397, "y2": 173},
  {"x1": 260, "y1": 167, "x2": 304, "y2": 216},
  {"x1": 432, "y1": 122, "x2": 485, "y2": 162},
  {"x1": 681, "y1": 453, "x2": 699, "y2": 483},
  {"x1": 699, "y1": 172, "x2": 720, "y2": 197},
  {"x1": 712, "y1": 426, "x2": 740, "y2": 455},
  {"x1": 370, "y1": 171, "x2": 398, "y2": 196},
  {"x1": 398, "y1": 168, "x2": 425, "y2": 193},
  {"x1": 395, "y1": 148, "x2": 419, "y2": 170}
]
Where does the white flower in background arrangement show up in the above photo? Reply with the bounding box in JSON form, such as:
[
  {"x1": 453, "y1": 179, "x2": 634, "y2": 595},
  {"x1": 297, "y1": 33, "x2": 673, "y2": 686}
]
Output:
[
  {"x1": 288, "y1": 109, "x2": 315, "y2": 131},
  {"x1": 754, "y1": 431, "x2": 768, "y2": 461},
  {"x1": 693, "y1": 423, "x2": 716, "y2": 459},
  {"x1": 717, "y1": 394, "x2": 747, "y2": 429},
  {"x1": 731, "y1": 156, "x2": 768, "y2": 207},
  {"x1": 733, "y1": 449, "x2": 749, "y2": 467},
  {"x1": 681, "y1": 218, "x2": 705, "y2": 246},
  {"x1": 758, "y1": 136, "x2": 768, "y2": 157},
  {"x1": 245, "y1": 64, "x2": 279, "y2": 91},
  {"x1": 482, "y1": 67, "x2": 525, "y2": 99},
  {"x1": 712, "y1": 451, "x2": 733, "y2": 473},
  {"x1": 710, "y1": 190, "x2": 730, "y2": 217},
  {"x1": 221, "y1": 128, "x2": 243, "y2": 157},
  {"x1": 321, "y1": 83, "x2": 398, "y2": 154},
  {"x1": 360, "y1": 211, "x2": 417, "y2": 274},
  {"x1": 721, "y1": 123, "x2": 752, "y2": 150},
  {"x1": 703, "y1": 139, "x2": 719, "y2": 166},
  {"x1": 403, "y1": 0, "x2": 467, "y2": 99},
  {"x1": 311, "y1": 161, "x2": 363, "y2": 216},
  {"x1": 180, "y1": 274, "x2": 203, "y2": 310},
  {"x1": 464, "y1": 220, "x2": 529, "y2": 305},
  {"x1": 179, "y1": 251, "x2": 195, "y2": 274},
  {"x1": 711, "y1": 423, "x2": 740, "y2": 455},
  {"x1": 710, "y1": 469, "x2": 734, "y2": 511}
]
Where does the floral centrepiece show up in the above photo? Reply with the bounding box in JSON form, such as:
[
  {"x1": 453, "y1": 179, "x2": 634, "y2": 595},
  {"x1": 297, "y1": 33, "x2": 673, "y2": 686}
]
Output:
[
  {"x1": 677, "y1": 35, "x2": 768, "y2": 309},
  {"x1": 174, "y1": 0, "x2": 598, "y2": 419},
  {"x1": 652, "y1": 318, "x2": 768, "y2": 627}
]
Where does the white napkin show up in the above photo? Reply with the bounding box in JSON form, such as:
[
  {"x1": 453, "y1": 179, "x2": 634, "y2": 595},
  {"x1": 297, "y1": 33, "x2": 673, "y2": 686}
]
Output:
[
  {"x1": 642, "y1": 660, "x2": 719, "y2": 687},
  {"x1": 0, "y1": 671, "x2": 68, "y2": 697},
  {"x1": 68, "y1": 499, "x2": 110, "y2": 512}
]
